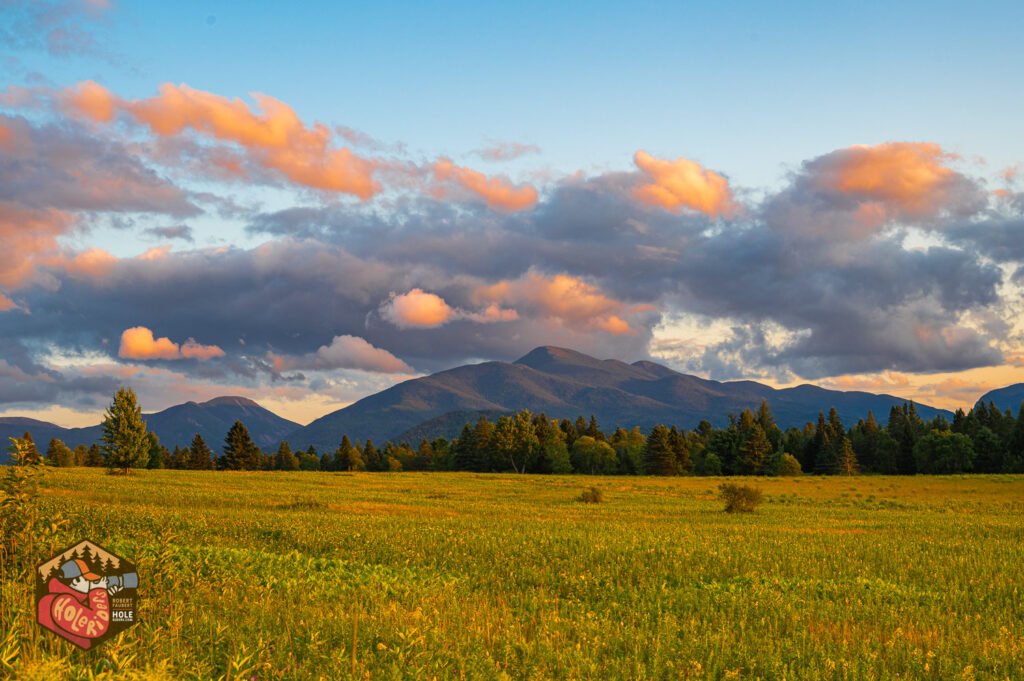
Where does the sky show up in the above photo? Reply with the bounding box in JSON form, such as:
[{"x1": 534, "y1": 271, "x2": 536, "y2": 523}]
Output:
[{"x1": 1, "y1": 0, "x2": 1023, "y2": 427}]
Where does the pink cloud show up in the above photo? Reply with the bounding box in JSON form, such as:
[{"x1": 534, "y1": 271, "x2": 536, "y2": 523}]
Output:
[
  {"x1": 269, "y1": 334, "x2": 412, "y2": 374},
  {"x1": 432, "y1": 158, "x2": 538, "y2": 211},
  {"x1": 118, "y1": 326, "x2": 223, "y2": 361},
  {"x1": 632, "y1": 150, "x2": 736, "y2": 217}
]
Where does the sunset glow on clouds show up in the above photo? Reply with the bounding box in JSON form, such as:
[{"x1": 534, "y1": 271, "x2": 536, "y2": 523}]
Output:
[
  {"x1": 2, "y1": 0, "x2": 1024, "y2": 424},
  {"x1": 119, "y1": 326, "x2": 224, "y2": 361}
]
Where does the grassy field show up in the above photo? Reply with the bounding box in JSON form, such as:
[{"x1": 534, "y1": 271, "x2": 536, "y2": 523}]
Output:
[{"x1": 2, "y1": 470, "x2": 1022, "y2": 680}]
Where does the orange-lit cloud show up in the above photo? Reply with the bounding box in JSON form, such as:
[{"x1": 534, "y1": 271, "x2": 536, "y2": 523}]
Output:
[
  {"x1": 118, "y1": 326, "x2": 224, "y2": 361},
  {"x1": 632, "y1": 150, "x2": 735, "y2": 217},
  {"x1": 0, "y1": 294, "x2": 18, "y2": 312},
  {"x1": 380, "y1": 288, "x2": 518, "y2": 328},
  {"x1": 0, "y1": 203, "x2": 71, "y2": 287},
  {"x1": 61, "y1": 80, "x2": 116, "y2": 122},
  {"x1": 432, "y1": 159, "x2": 538, "y2": 211},
  {"x1": 270, "y1": 334, "x2": 413, "y2": 374},
  {"x1": 473, "y1": 271, "x2": 643, "y2": 335},
  {"x1": 381, "y1": 288, "x2": 454, "y2": 328},
  {"x1": 62, "y1": 81, "x2": 380, "y2": 198},
  {"x1": 812, "y1": 142, "x2": 962, "y2": 218},
  {"x1": 0, "y1": 122, "x2": 12, "y2": 152}
]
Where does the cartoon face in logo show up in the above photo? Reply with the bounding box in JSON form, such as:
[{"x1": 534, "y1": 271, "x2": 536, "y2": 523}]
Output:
[{"x1": 36, "y1": 540, "x2": 139, "y2": 649}]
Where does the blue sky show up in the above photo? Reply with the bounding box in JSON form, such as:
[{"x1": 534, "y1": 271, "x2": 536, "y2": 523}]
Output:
[{"x1": 1, "y1": 0, "x2": 1023, "y2": 425}]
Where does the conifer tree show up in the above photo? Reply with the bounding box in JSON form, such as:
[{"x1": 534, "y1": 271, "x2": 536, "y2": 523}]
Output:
[
  {"x1": 453, "y1": 424, "x2": 477, "y2": 471},
  {"x1": 223, "y1": 420, "x2": 260, "y2": 470},
  {"x1": 363, "y1": 439, "x2": 380, "y2": 471},
  {"x1": 85, "y1": 443, "x2": 103, "y2": 467},
  {"x1": 644, "y1": 425, "x2": 675, "y2": 475},
  {"x1": 187, "y1": 433, "x2": 213, "y2": 470},
  {"x1": 275, "y1": 441, "x2": 299, "y2": 471},
  {"x1": 101, "y1": 386, "x2": 149, "y2": 474},
  {"x1": 20, "y1": 431, "x2": 39, "y2": 464},
  {"x1": 738, "y1": 424, "x2": 771, "y2": 475}
]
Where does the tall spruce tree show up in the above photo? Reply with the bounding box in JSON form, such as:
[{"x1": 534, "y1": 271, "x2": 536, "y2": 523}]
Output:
[
  {"x1": 187, "y1": 433, "x2": 213, "y2": 470},
  {"x1": 644, "y1": 425, "x2": 675, "y2": 475},
  {"x1": 223, "y1": 420, "x2": 260, "y2": 470},
  {"x1": 101, "y1": 386, "x2": 149, "y2": 474}
]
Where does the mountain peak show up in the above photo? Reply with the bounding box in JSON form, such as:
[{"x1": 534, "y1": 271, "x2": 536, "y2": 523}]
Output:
[
  {"x1": 200, "y1": 396, "x2": 261, "y2": 408},
  {"x1": 514, "y1": 346, "x2": 601, "y2": 368}
]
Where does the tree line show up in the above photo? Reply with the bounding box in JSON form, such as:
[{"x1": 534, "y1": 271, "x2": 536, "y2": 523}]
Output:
[{"x1": 18, "y1": 386, "x2": 1024, "y2": 475}]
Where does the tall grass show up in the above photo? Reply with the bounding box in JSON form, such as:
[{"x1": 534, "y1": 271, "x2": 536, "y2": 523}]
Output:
[{"x1": 2, "y1": 470, "x2": 1022, "y2": 680}]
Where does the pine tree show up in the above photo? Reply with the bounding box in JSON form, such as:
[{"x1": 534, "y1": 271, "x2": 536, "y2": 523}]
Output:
[
  {"x1": 145, "y1": 432, "x2": 163, "y2": 469},
  {"x1": 188, "y1": 433, "x2": 213, "y2": 470},
  {"x1": 837, "y1": 436, "x2": 858, "y2": 475},
  {"x1": 738, "y1": 424, "x2": 771, "y2": 475},
  {"x1": 223, "y1": 421, "x2": 260, "y2": 470},
  {"x1": 85, "y1": 443, "x2": 103, "y2": 467},
  {"x1": 275, "y1": 441, "x2": 299, "y2": 471},
  {"x1": 644, "y1": 425, "x2": 675, "y2": 475},
  {"x1": 453, "y1": 423, "x2": 477, "y2": 471},
  {"x1": 101, "y1": 386, "x2": 149, "y2": 474},
  {"x1": 363, "y1": 440, "x2": 380, "y2": 471}
]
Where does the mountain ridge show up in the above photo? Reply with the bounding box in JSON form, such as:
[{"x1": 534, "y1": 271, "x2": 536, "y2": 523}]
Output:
[{"x1": 286, "y1": 346, "x2": 955, "y2": 450}]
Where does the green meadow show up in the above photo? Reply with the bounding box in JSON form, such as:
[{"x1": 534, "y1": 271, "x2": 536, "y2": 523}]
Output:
[{"x1": 3, "y1": 470, "x2": 1023, "y2": 680}]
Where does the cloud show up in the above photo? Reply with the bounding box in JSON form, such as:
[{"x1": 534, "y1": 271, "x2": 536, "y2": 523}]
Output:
[
  {"x1": 61, "y1": 81, "x2": 381, "y2": 198},
  {"x1": 118, "y1": 326, "x2": 224, "y2": 361},
  {"x1": 473, "y1": 271, "x2": 645, "y2": 335},
  {"x1": 269, "y1": 334, "x2": 413, "y2": 374},
  {"x1": 632, "y1": 150, "x2": 736, "y2": 217},
  {"x1": 432, "y1": 159, "x2": 538, "y2": 211},
  {"x1": 380, "y1": 288, "x2": 518, "y2": 328},
  {"x1": 144, "y1": 225, "x2": 194, "y2": 242},
  {"x1": 473, "y1": 140, "x2": 541, "y2": 162},
  {"x1": 802, "y1": 142, "x2": 984, "y2": 222},
  {"x1": 380, "y1": 288, "x2": 454, "y2": 328},
  {"x1": 0, "y1": 114, "x2": 200, "y2": 290}
]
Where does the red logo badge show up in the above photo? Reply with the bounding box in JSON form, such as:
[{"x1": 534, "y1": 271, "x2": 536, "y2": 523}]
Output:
[{"x1": 35, "y1": 539, "x2": 139, "y2": 649}]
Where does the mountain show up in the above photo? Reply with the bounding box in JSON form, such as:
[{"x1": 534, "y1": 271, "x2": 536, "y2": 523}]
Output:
[
  {"x1": 976, "y1": 384, "x2": 1024, "y2": 414},
  {"x1": 288, "y1": 346, "x2": 954, "y2": 450},
  {"x1": 1, "y1": 396, "x2": 300, "y2": 459}
]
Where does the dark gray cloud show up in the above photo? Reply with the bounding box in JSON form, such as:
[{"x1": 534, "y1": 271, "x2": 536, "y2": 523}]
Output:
[
  {"x1": 144, "y1": 225, "x2": 194, "y2": 242},
  {"x1": 3, "y1": 132, "x2": 1022, "y2": 413}
]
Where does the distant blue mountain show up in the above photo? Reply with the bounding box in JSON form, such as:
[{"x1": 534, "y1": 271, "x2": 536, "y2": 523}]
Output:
[
  {"x1": 1, "y1": 396, "x2": 300, "y2": 462},
  {"x1": 976, "y1": 383, "x2": 1024, "y2": 414},
  {"x1": 287, "y1": 346, "x2": 955, "y2": 450}
]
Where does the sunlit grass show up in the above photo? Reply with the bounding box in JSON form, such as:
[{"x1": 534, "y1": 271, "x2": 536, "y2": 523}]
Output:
[{"x1": 3, "y1": 471, "x2": 1022, "y2": 680}]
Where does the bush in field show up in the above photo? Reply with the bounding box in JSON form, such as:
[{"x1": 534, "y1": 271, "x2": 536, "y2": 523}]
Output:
[
  {"x1": 779, "y1": 453, "x2": 802, "y2": 476},
  {"x1": 577, "y1": 486, "x2": 604, "y2": 503},
  {"x1": 718, "y1": 482, "x2": 763, "y2": 513}
]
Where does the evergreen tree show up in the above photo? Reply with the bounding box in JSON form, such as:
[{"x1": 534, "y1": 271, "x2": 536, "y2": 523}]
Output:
[
  {"x1": 101, "y1": 386, "x2": 149, "y2": 474},
  {"x1": 560, "y1": 418, "x2": 579, "y2": 450},
  {"x1": 738, "y1": 424, "x2": 771, "y2": 475},
  {"x1": 168, "y1": 445, "x2": 187, "y2": 469},
  {"x1": 299, "y1": 445, "x2": 320, "y2": 471},
  {"x1": 145, "y1": 432, "x2": 163, "y2": 469},
  {"x1": 85, "y1": 443, "x2": 103, "y2": 467},
  {"x1": 223, "y1": 420, "x2": 260, "y2": 470},
  {"x1": 472, "y1": 415, "x2": 495, "y2": 471},
  {"x1": 275, "y1": 441, "x2": 299, "y2": 471},
  {"x1": 644, "y1": 425, "x2": 675, "y2": 475},
  {"x1": 837, "y1": 436, "x2": 859, "y2": 475},
  {"x1": 363, "y1": 440, "x2": 380, "y2": 471},
  {"x1": 411, "y1": 439, "x2": 434, "y2": 471},
  {"x1": 187, "y1": 433, "x2": 214, "y2": 470},
  {"x1": 453, "y1": 424, "x2": 478, "y2": 471},
  {"x1": 669, "y1": 426, "x2": 693, "y2": 474}
]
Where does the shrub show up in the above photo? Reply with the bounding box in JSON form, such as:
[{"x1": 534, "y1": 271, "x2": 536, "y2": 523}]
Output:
[
  {"x1": 577, "y1": 486, "x2": 604, "y2": 503},
  {"x1": 779, "y1": 453, "x2": 802, "y2": 476},
  {"x1": 718, "y1": 482, "x2": 763, "y2": 513},
  {"x1": 701, "y1": 452, "x2": 722, "y2": 476}
]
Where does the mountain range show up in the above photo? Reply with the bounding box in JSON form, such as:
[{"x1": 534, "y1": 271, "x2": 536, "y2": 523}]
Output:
[
  {"x1": 1, "y1": 396, "x2": 299, "y2": 459},
  {"x1": 6, "y1": 346, "x2": 1016, "y2": 458}
]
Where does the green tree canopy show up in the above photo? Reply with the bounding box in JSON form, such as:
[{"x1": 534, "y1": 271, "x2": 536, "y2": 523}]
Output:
[{"x1": 101, "y1": 386, "x2": 149, "y2": 474}]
